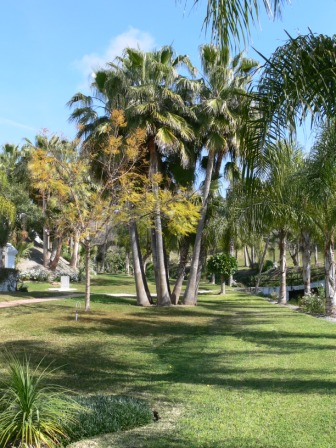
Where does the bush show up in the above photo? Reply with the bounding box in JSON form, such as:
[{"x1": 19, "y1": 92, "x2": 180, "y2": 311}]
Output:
[
  {"x1": 299, "y1": 289, "x2": 326, "y2": 314},
  {"x1": 67, "y1": 395, "x2": 153, "y2": 443},
  {"x1": 0, "y1": 356, "x2": 82, "y2": 448},
  {"x1": 262, "y1": 259, "x2": 274, "y2": 272}
]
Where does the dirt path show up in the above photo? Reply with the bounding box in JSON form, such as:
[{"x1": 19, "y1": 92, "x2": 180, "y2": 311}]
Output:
[{"x1": 0, "y1": 295, "x2": 81, "y2": 309}]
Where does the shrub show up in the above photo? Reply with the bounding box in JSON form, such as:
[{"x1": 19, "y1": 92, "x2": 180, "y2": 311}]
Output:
[
  {"x1": 67, "y1": 395, "x2": 153, "y2": 443},
  {"x1": 262, "y1": 259, "x2": 274, "y2": 272},
  {"x1": 0, "y1": 356, "x2": 82, "y2": 448},
  {"x1": 299, "y1": 289, "x2": 326, "y2": 314}
]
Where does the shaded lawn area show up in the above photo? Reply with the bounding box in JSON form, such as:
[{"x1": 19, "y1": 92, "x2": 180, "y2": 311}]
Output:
[
  {"x1": 0, "y1": 274, "x2": 154, "y2": 301},
  {"x1": 0, "y1": 273, "x2": 220, "y2": 302},
  {"x1": 0, "y1": 291, "x2": 336, "y2": 447}
]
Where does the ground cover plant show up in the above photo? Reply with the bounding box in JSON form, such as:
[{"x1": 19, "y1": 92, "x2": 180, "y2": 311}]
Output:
[{"x1": 0, "y1": 279, "x2": 336, "y2": 447}]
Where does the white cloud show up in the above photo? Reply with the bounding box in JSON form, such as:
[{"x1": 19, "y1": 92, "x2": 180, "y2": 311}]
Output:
[
  {"x1": 73, "y1": 28, "x2": 156, "y2": 88},
  {"x1": 0, "y1": 117, "x2": 37, "y2": 132}
]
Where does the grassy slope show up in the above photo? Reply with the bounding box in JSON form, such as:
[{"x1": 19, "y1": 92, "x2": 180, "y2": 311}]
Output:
[{"x1": 0, "y1": 278, "x2": 336, "y2": 447}]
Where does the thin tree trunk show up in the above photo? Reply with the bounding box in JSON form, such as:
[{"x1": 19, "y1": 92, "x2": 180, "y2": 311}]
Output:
[
  {"x1": 211, "y1": 273, "x2": 216, "y2": 285},
  {"x1": 163, "y1": 242, "x2": 171, "y2": 297},
  {"x1": 149, "y1": 138, "x2": 171, "y2": 306},
  {"x1": 195, "y1": 243, "x2": 207, "y2": 300},
  {"x1": 220, "y1": 275, "x2": 226, "y2": 295},
  {"x1": 183, "y1": 151, "x2": 214, "y2": 305},
  {"x1": 278, "y1": 229, "x2": 287, "y2": 304},
  {"x1": 297, "y1": 241, "x2": 301, "y2": 266},
  {"x1": 315, "y1": 245, "x2": 319, "y2": 265},
  {"x1": 302, "y1": 231, "x2": 311, "y2": 296},
  {"x1": 42, "y1": 193, "x2": 49, "y2": 268},
  {"x1": 289, "y1": 243, "x2": 299, "y2": 266},
  {"x1": 49, "y1": 236, "x2": 63, "y2": 271},
  {"x1": 229, "y1": 239, "x2": 235, "y2": 286},
  {"x1": 244, "y1": 245, "x2": 250, "y2": 267},
  {"x1": 129, "y1": 220, "x2": 152, "y2": 306},
  {"x1": 246, "y1": 246, "x2": 253, "y2": 267},
  {"x1": 255, "y1": 234, "x2": 271, "y2": 291},
  {"x1": 125, "y1": 251, "x2": 130, "y2": 276},
  {"x1": 325, "y1": 235, "x2": 336, "y2": 315},
  {"x1": 85, "y1": 238, "x2": 91, "y2": 311},
  {"x1": 70, "y1": 231, "x2": 80, "y2": 269},
  {"x1": 49, "y1": 237, "x2": 59, "y2": 263},
  {"x1": 171, "y1": 238, "x2": 190, "y2": 305},
  {"x1": 251, "y1": 246, "x2": 255, "y2": 265}
]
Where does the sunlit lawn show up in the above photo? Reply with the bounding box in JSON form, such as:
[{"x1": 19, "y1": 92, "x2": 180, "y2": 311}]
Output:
[{"x1": 1, "y1": 277, "x2": 336, "y2": 447}]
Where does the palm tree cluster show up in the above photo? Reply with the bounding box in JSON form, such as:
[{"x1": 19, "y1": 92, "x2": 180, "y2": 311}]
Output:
[{"x1": 67, "y1": 44, "x2": 256, "y2": 306}]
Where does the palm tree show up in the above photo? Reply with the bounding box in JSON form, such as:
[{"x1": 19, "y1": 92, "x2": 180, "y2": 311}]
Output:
[
  {"x1": 183, "y1": 44, "x2": 257, "y2": 305},
  {"x1": 304, "y1": 121, "x2": 336, "y2": 315},
  {"x1": 236, "y1": 140, "x2": 303, "y2": 303},
  {"x1": 183, "y1": 0, "x2": 287, "y2": 49},
  {"x1": 245, "y1": 31, "x2": 336, "y2": 166}
]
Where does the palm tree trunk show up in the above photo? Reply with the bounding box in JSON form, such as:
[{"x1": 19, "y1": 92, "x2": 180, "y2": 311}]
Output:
[
  {"x1": 315, "y1": 245, "x2": 319, "y2": 265},
  {"x1": 229, "y1": 239, "x2": 235, "y2": 286},
  {"x1": 325, "y1": 235, "x2": 336, "y2": 315},
  {"x1": 149, "y1": 138, "x2": 171, "y2": 306},
  {"x1": 251, "y1": 246, "x2": 256, "y2": 265},
  {"x1": 129, "y1": 220, "x2": 152, "y2": 306},
  {"x1": 255, "y1": 234, "x2": 271, "y2": 291},
  {"x1": 278, "y1": 229, "x2": 287, "y2": 304},
  {"x1": 302, "y1": 231, "x2": 311, "y2": 296},
  {"x1": 195, "y1": 242, "x2": 207, "y2": 299},
  {"x1": 171, "y1": 238, "x2": 190, "y2": 305},
  {"x1": 183, "y1": 150, "x2": 214, "y2": 305},
  {"x1": 244, "y1": 245, "x2": 250, "y2": 267},
  {"x1": 220, "y1": 275, "x2": 226, "y2": 295},
  {"x1": 246, "y1": 246, "x2": 253, "y2": 267}
]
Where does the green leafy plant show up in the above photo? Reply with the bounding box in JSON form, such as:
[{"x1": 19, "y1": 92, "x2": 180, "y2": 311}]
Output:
[
  {"x1": 299, "y1": 288, "x2": 326, "y2": 314},
  {"x1": 0, "y1": 355, "x2": 82, "y2": 448},
  {"x1": 15, "y1": 241, "x2": 34, "y2": 265},
  {"x1": 207, "y1": 253, "x2": 238, "y2": 293},
  {"x1": 67, "y1": 395, "x2": 153, "y2": 443}
]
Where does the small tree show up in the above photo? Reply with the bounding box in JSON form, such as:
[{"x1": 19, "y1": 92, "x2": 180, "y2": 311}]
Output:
[{"x1": 207, "y1": 253, "x2": 238, "y2": 295}]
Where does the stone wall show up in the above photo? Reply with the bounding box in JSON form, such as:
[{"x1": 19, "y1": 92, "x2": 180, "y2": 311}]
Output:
[{"x1": 0, "y1": 268, "x2": 19, "y2": 292}]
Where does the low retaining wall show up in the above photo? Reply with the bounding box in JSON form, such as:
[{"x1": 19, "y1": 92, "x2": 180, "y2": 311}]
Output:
[
  {"x1": 0, "y1": 268, "x2": 19, "y2": 292},
  {"x1": 259, "y1": 281, "x2": 325, "y2": 302}
]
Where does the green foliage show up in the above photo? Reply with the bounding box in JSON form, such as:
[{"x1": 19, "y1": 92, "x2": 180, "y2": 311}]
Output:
[
  {"x1": 67, "y1": 395, "x2": 153, "y2": 443},
  {"x1": 207, "y1": 253, "x2": 238, "y2": 281},
  {"x1": 0, "y1": 356, "x2": 82, "y2": 448},
  {"x1": 262, "y1": 259, "x2": 274, "y2": 272},
  {"x1": 299, "y1": 288, "x2": 326, "y2": 314},
  {"x1": 15, "y1": 240, "x2": 34, "y2": 264}
]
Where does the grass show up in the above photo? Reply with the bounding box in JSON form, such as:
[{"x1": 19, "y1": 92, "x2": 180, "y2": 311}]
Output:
[{"x1": 0, "y1": 277, "x2": 336, "y2": 447}]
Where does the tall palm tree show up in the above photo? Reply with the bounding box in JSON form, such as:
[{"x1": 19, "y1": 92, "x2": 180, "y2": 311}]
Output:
[
  {"x1": 304, "y1": 121, "x2": 336, "y2": 315},
  {"x1": 183, "y1": 44, "x2": 257, "y2": 305},
  {"x1": 236, "y1": 140, "x2": 303, "y2": 303}
]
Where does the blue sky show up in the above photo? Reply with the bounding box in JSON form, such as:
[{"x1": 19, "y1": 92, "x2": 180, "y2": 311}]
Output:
[{"x1": 0, "y1": 0, "x2": 335, "y2": 147}]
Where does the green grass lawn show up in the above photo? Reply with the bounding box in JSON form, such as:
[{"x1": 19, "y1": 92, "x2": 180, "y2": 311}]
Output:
[{"x1": 1, "y1": 278, "x2": 336, "y2": 447}]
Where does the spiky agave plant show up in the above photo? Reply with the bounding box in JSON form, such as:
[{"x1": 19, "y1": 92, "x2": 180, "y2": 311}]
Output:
[{"x1": 0, "y1": 355, "x2": 83, "y2": 448}]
